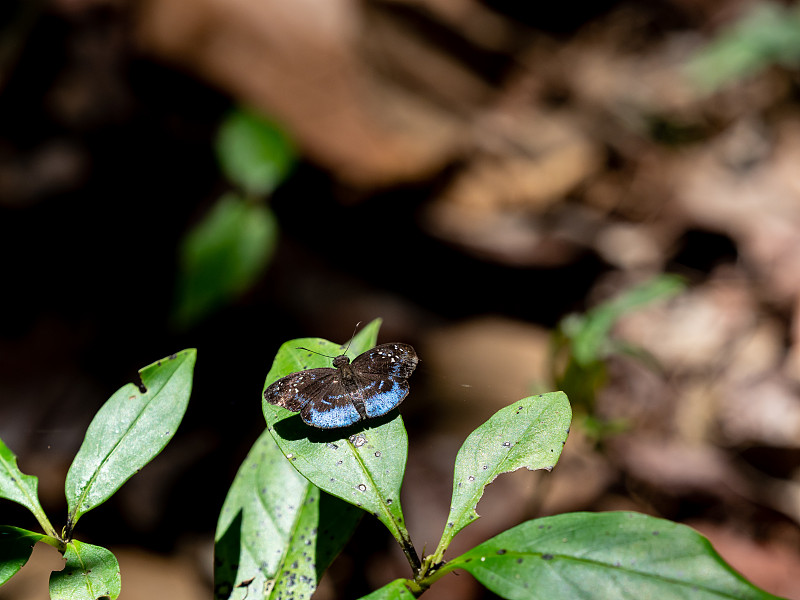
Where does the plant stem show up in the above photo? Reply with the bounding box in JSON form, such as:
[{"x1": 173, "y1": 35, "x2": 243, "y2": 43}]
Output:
[
  {"x1": 30, "y1": 507, "x2": 59, "y2": 540},
  {"x1": 398, "y1": 530, "x2": 421, "y2": 575}
]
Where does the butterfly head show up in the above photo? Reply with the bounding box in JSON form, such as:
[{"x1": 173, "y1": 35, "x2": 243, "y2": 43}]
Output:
[{"x1": 332, "y1": 355, "x2": 351, "y2": 369}]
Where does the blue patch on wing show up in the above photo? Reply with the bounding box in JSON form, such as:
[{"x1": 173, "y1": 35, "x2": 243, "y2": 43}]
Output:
[
  {"x1": 302, "y1": 397, "x2": 361, "y2": 429},
  {"x1": 363, "y1": 377, "x2": 408, "y2": 418}
]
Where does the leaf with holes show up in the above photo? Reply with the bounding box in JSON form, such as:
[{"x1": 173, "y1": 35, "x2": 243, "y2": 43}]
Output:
[
  {"x1": 263, "y1": 319, "x2": 419, "y2": 568},
  {"x1": 65, "y1": 349, "x2": 196, "y2": 529},
  {"x1": 214, "y1": 429, "x2": 360, "y2": 600},
  {"x1": 432, "y1": 392, "x2": 571, "y2": 562},
  {"x1": 0, "y1": 439, "x2": 50, "y2": 533},
  {"x1": 0, "y1": 526, "x2": 46, "y2": 586},
  {"x1": 441, "y1": 512, "x2": 785, "y2": 600},
  {"x1": 49, "y1": 540, "x2": 120, "y2": 600}
]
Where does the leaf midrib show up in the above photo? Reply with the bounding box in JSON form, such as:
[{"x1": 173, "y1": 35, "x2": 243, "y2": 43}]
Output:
[
  {"x1": 345, "y1": 437, "x2": 398, "y2": 532},
  {"x1": 0, "y1": 452, "x2": 39, "y2": 510},
  {"x1": 70, "y1": 361, "x2": 185, "y2": 520}
]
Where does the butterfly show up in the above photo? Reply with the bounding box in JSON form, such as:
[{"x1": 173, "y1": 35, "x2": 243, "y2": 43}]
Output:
[{"x1": 264, "y1": 343, "x2": 419, "y2": 429}]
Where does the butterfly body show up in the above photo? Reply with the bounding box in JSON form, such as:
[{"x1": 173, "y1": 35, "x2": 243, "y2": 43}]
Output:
[{"x1": 265, "y1": 343, "x2": 419, "y2": 429}]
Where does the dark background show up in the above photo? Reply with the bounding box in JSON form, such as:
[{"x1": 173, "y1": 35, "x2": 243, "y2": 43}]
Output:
[{"x1": 2, "y1": 1, "x2": 800, "y2": 598}]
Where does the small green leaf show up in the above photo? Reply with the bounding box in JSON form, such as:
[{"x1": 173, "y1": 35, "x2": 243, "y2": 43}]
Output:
[
  {"x1": 49, "y1": 540, "x2": 120, "y2": 600},
  {"x1": 567, "y1": 274, "x2": 684, "y2": 366},
  {"x1": 686, "y1": 3, "x2": 800, "y2": 94},
  {"x1": 216, "y1": 108, "x2": 295, "y2": 196},
  {"x1": 174, "y1": 193, "x2": 278, "y2": 327},
  {"x1": 433, "y1": 392, "x2": 571, "y2": 562},
  {"x1": 262, "y1": 320, "x2": 419, "y2": 569},
  {"x1": 357, "y1": 579, "x2": 418, "y2": 600},
  {"x1": 553, "y1": 275, "x2": 683, "y2": 415},
  {"x1": 0, "y1": 526, "x2": 46, "y2": 585},
  {"x1": 214, "y1": 430, "x2": 361, "y2": 600},
  {"x1": 444, "y1": 512, "x2": 785, "y2": 600},
  {"x1": 0, "y1": 439, "x2": 52, "y2": 534},
  {"x1": 65, "y1": 350, "x2": 196, "y2": 528}
]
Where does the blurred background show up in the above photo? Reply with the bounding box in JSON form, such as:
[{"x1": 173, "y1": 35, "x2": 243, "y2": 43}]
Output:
[{"x1": 2, "y1": 0, "x2": 800, "y2": 598}]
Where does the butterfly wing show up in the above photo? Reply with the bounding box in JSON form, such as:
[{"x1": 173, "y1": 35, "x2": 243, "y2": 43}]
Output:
[
  {"x1": 264, "y1": 367, "x2": 337, "y2": 412},
  {"x1": 349, "y1": 343, "x2": 418, "y2": 418},
  {"x1": 351, "y1": 343, "x2": 419, "y2": 378},
  {"x1": 299, "y1": 381, "x2": 363, "y2": 429},
  {"x1": 265, "y1": 367, "x2": 364, "y2": 429},
  {"x1": 350, "y1": 372, "x2": 410, "y2": 418}
]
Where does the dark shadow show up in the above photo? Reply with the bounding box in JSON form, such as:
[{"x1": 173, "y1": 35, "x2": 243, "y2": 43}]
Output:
[
  {"x1": 669, "y1": 229, "x2": 738, "y2": 275},
  {"x1": 272, "y1": 409, "x2": 401, "y2": 443},
  {"x1": 213, "y1": 509, "x2": 243, "y2": 600},
  {"x1": 314, "y1": 492, "x2": 364, "y2": 580}
]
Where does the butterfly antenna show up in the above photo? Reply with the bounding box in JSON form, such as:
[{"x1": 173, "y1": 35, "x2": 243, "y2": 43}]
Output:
[
  {"x1": 342, "y1": 321, "x2": 362, "y2": 355},
  {"x1": 295, "y1": 347, "x2": 336, "y2": 358},
  {"x1": 296, "y1": 322, "x2": 362, "y2": 358}
]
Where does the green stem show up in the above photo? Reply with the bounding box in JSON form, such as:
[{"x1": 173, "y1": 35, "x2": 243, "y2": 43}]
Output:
[
  {"x1": 40, "y1": 534, "x2": 67, "y2": 553},
  {"x1": 30, "y1": 507, "x2": 59, "y2": 540},
  {"x1": 428, "y1": 529, "x2": 453, "y2": 570},
  {"x1": 397, "y1": 529, "x2": 421, "y2": 575},
  {"x1": 417, "y1": 557, "x2": 459, "y2": 589}
]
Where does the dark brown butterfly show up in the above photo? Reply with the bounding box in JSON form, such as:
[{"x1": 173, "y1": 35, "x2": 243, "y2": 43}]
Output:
[{"x1": 264, "y1": 343, "x2": 418, "y2": 429}]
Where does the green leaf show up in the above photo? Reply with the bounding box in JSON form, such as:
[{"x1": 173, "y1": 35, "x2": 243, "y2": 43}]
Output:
[
  {"x1": 567, "y1": 274, "x2": 684, "y2": 366},
  {"x1": 262, "y1": 320, "x2": 420, "y2": 570},
  {"x1": 49, "y1": 540, "x2": 120, "y2": 600},
  {"x1": 0, "y1": 439, "x2": 52, "y2": 535},
  {"x1": 553, "y1": 276, "x2": 683, "y2": 416},
  {"x1": 214, "y1": 429, "x2": 361, "y2": 600},
  {"x1": 357, "y1": 579, "x2": 418, "y2": 600},
  {"x1": 65, "y1": 350, "x2": 196, "y2": 529},
  {"x1": 444, "y1": 512, "x2": 785, "y2": 600},
  {"x1": 433, "y1": 392, "x2": 571, "y2": 563},
  {"x1": 686, "y1": 3, "x2": 800, "y2": 94},
  {"x1": 0, "y1": 526, "x2": 46, "y2": 585},
  {"x1": 174, "y1": 193, "x2": 278, "y2": 327},
  {"x1": 216, "y1": 108, "x2": 295, "y2": 196}
]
